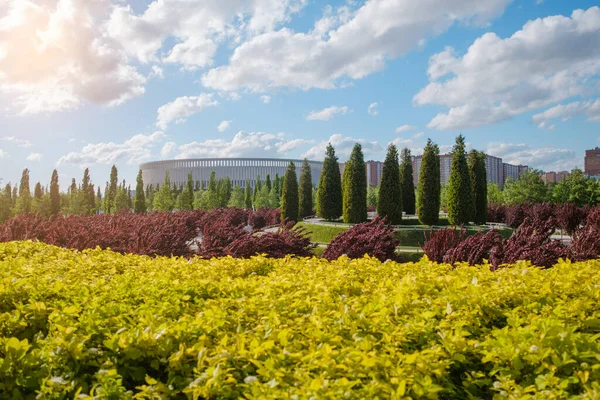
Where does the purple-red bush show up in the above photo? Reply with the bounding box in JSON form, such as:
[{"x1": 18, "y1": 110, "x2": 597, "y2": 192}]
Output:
[
  {"x1": 421, "y1": 228, "x2": 467, "y2": 263},
  {"x1": 504, "y1": 204, "x2": 531, "y2": 229},
  {"x1": 487, "y1": 204, "x2": 506, "y2": 223},
  {"x1": 0, "y1": 211, "x2": 205, "y2": 257},
  {"x1": 367, "y1": 205, "x2": 376, "y2": 212},
  {"x1": 322, "y1": 217, "x2": 399, "y2": 262},
  {"x1": 531, "y1": 203, "x2": 556, "y2": 222},
  {"x1": 248, "y1": 207, "x2": 281, "y2": 230},
  {"x1": 570, "y1": 204, "x2": 600, "y2": 261},
  {"x1": 489, "y1": 217, "x2": 568, "y2": 269},
  {"x1": 554, "y1": 203, "x2": 587, "y2": 235},
  {"x1": 197, "y1": 208, "x2": 249, "y2": 257},
  {"x1": 443, "y1": 230, "x2": 502, "y2": 266},
  {"x1": 227, "y1": 220, "x2": 315, "y2": 258}
]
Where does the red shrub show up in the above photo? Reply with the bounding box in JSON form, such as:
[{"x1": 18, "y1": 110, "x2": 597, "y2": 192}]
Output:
[
  {"x1": 531, "y1": 203, "x2": 556, "y2": 222},
  {"x1": 421, "y1": 228, "x2": 467, "y2": 263},
  {"x1": 487, "y1": 204, "x2": 506, "y2": 223},
  {"x1": 554, "y1": 203, "x2": 587, "y2": 235},
  {"x1": 322, "y1": 217, "x2": 400, "y2": 262},
  {"x1": 443, "y1": 230, "x2": 503, "y2": 266},
  {"x1": 570, "y1": 205, "x2": 600, "y2": 261},
  {"x1": 197, "y1": 208, "x2": 249, "y2": 257},
  {"x1": 227, "y1": 220, "x2": 315, "y2": 258},
  {"x1": 504, "y1": 204, "x2": 531, "y2": 228},
  {"x1": 489, "y1": 217, "x2": 568, "y2": 269},
  {"x1": 248, "y1": 208, "x2": 281, "y2": 230}
]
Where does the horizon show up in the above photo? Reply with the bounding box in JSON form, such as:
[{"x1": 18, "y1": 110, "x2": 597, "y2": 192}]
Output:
[{"x1": 1, "y1": 0, "x2": 598, "y2": 188}]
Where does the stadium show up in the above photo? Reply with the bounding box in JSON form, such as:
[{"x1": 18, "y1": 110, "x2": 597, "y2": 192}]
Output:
[{"x1": 140, "y1": 158, "x2": 323, "y2": 189}]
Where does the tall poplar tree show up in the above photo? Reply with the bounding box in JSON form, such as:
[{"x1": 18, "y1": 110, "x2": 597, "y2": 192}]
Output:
[
  {"x1": 417, "y1": 139, "x2": 441, "y2": 225},
  {"x1": 154, "y1": 171, "x2": 174, "y2": 211},
  {"x1": 447, "y1": 135, "x2": 473, "y2": 225},
  {"x1": 134, "y1": 169, "x2": 147, "y2": 213},
  {"x1": 377, "y1": 144, "x2": 403, "y2": 224},
  {"x1": 342, "y1": 144, "x2": 367, "y2": 223},
  {"x1": 50, "y1": 170, "x2": 60, "y2": 216},
  {"x1": 400, "y1": 148, "x2": 416, "y2": 215},
  {"x1": 244, "y1": 179, "x2": 253, "y2": 209},
  {"x1": 106, "y1": 165, "x2": 118, "y2": 213},
  {"x1": 298, "y1": 158, "x2": 313, "y2": 218},
  {"x1": 317, "y1": 143, "x2": 343, "y2": 220},
  {"x1": 219, "y1": 176, "x2": 232, "y2": 207},
  {"x1": 469, "y1": 150, "x2": 488, "y2": 225},
  {"x1": 16, "y1": 168, "x2": 32, "y2": 214},
  {"x1": 281, "y1": 161, "x2": 299, "y2": 222}
]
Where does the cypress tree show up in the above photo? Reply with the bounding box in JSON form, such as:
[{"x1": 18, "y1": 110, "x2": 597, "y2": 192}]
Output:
[
  {"x1": 186, "y1": 172, "x2": 195, "y2": 210},
  {"x1": 317, "y1": 143, "x2": 343, "y2": 220},
  {"x1": 447, "y1": 135, "x2": 473, "y2": 225},
  {"x1": 281, "y1": 161, "x2": 299, "y2": 222},
  {"x1": 342, "y1": 143, "x2": 367, "y2": 223},
  {"x1": 469, "y1": 150, "x2": 488, "y2": 225},
  {"x1": 50, "y1": 170, "x2": 60, "y2": 216},
  {"x1": 34, "y1": 182, "x2": 43, "y2": 199},
  {"x1": 298, "y1": 158, "x2": 313, "y2": 218},
  {"x1": 265, "y1": 174, "x2": 272, "y2": 192},
  {"x1": 244, "y1": 179, "x2": 253, "y2": 209},
  {"x1": 206, "y1": 172, "x2": 219, "y2": 209},
  {"x1": 377, "y1": 144, "x2": 403, "y2": 224},
  {"x1": 417, "y1": 139, "x2": 441, "y2": 225},
  {"x1": 228, "y1": 185, "x2": 245, "y2": 208},
  {"x1": 219, "y1": 176, "x2": 232, "y2": 207},
  {"x1": 134, "y1": 169, "x2": 147, "y2": 213},
  {"x1": 106, "y1": 165, "x2": 118, "y2": 214},
  {"x1": 400, "y1": 148, "x2": 416, "y2": 215},
  {"x1": 253, "y1": 175, "x2": 262, "y2": 203},
  {"x1": 154, "y1": 171, "x2": 174, "y2": 211},
  {"x1": 96, "y1": 186, "x2": 102, "y2": 213},
  {"x1": 16, "y1": 168, "x2": 32, "y2": 214}
]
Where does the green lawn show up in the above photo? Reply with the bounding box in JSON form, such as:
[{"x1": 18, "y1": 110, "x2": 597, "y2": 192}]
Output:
[{"x1": 295, "y1": 222, "x2": 348, "y2": 243}]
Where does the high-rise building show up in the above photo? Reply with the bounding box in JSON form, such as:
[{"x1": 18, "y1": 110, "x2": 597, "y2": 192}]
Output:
[
  {"x1": 541, "y1": 171, "x2": 570, "y2": 184},
  {"x1": 585, "y1": 148, "x2": 600, "y2": 177},
  {"x1": 503, "y1": 163, "x2": 528, "y2": 184},
  {"x1": 485, "y1": 155, "x2": 504, "y2": 186},
  {"x1": 365, "y1": 160, "x2": 383, "y2": 186}
]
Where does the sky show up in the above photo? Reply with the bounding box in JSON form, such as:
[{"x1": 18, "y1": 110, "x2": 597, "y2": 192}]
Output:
[{"x1": 0, "y1": 0, "x2": 599, "y2": 189}]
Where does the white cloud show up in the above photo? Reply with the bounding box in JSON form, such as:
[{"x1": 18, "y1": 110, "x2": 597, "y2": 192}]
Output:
[
  {"x1": 218, "y1": 120, "x2": 232, "y2": 132},
  {"x1": 412, "y1": 132, "x2": 425, "y2": 139},
  {"x1": 160, "y1": 141, "x2": 176, "y2": 159},
  {"x1": 105, "y1": 0, "x2": 307, "y2": 70},
  {"x1": 301, "y1": 133, "x2": 383, "y2": 160},
  {"x1": 156, "y1": 94, "x2": 218, "y2": 129},
  {"x1": 306, "y1": 105, "x2": 348, "y2": 121},
  {"x1": 149, "y1": 66, "x2": 164, "y2": 79},
  {"x1": 173, "y1": 131, "x2": 312, "y2": 159},
  {"x1": 0, "y1": 149, "x2": 7, "y2": 158},
  {"x1": 1, "y1": 136, "x2": 32, "y2": 148},
  {"x1": 532, "y1": 98, "x2": 600, "y2": 127},
  {"x1": 58, "y1": 131, "x2": 165, "y2": 167},
  {"x1": 0, "y1": 0, "x2": 145, "y2": 115},
  {"x1": 201, "y1": 0, "x2": 511, "y2": 92},
  {"x1": 415, "y1": 7, "x2": 600, "y2": 130},
  {"x1": 367, "y1": 102, "x2": 378, "y2": 116},
  {"x1": 395, "y1": 125, "x2": 415, "y2": 133},
  {"x1": 487, "y1": 142, "x2": 577, "y2": 171},
  {"x1": 260, "y1": 95, "x2": 271, "y2": 104},
  {"x1": 26, "y1": 152, "x2": 41, "y2": 162}
]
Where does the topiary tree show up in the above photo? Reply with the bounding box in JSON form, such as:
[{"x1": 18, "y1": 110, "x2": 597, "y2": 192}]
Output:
[
  {"x1": 469, "y1": 150, "x2": 488, "y2": 225},
  {"x1": 400, "y1": 147, "x2": 416, "y2": 215},
  {"x1": 298, "y1": 158, "x2": 313, "y2": 218},
  {"x1": 134, "y1": 169, "x2": 147, "y2": 213},
  {"x1": 281, "y1": 161, "x2": 299, "y2": 222},
  {"x1": 447, "y1": 135, "x2": 473, "y2": 225},
  {"x1": 317, "y1": 143, "x2": 343, "y2": 220},
  {"x1": 342, "y1": 143, "x2": 367, "y2": 223},
  {"x1": 417, "y1": 139, "x2": 440, "y2": 225},
  {"x1": 377, "y1": 144, "x2": 402, "y2": 224}
]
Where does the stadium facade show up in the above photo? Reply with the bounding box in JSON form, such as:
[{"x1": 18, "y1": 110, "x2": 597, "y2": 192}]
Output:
[{"x1": 140, "y1": 158, "x2": 323, "y2": 189}]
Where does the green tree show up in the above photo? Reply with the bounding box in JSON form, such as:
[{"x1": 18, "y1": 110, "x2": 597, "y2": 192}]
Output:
[
  {"x1": 342, "y1": 144, "x2": 367, "y2": 223},
  {"x1": 205, "y1": 172, "x2": 220, "y2": 209},
  {"x1": 81, "y1": 168, "x2": 93, "y2": 215},
  {"x1": 255, "y1": 183, "x2": 271, "y2": 209},
  {"x1": 298, "y1": 158, "x2": 313, "y2": 218},
  {"x1": 469, "y1": 150, "x2": 488, "y2": 225},
  {"x1": 244, "y1": 180, "x2": 253, "y2": 209},
  {"x1": 48, "y1": 170, "x2": 60, "y2": 217},
  {"x1": 0, "y1": 186, "x2": 11, "y2": 223},
  {"x1": 114, "y1": 185, "x2": 130, "y2": 212},
  {"x1": 254, "y1": 175, "x2": 262, "y2": 203},
  {"x1": 503, "y1": 170, "x2": 549, "y2": 205},
  {"x1": 106, "y1": 165, "x2": 118, "y2": 214},
  {"x1": 377, "y1": 144, "x2": 403, "y2": 224},
  {"x1": 487, "y1": 183, "x2": 503, "y2": 204},
  {"x1": 281, "y1": 161, "x2": 299, "y2": 222},
  {"x1": 268, "y1": 186, "x2": 280, "y2": 209},
  {"x1": 552, "y1": 169, "x2": 598, "y2": 207},
  {"x1": 154, "y1": 171, "x2": 174, "y2": 211},
  {"x1": 134, "y1": 170, "x2": 147, "y2": 213},
  {"x1": 447, "y1": 135, "x2": 473, "y2": 225},
  {"x1": 16, "y1": 168, "x2": 32, "y2": 214},
  {"x1": 367, "y1": 185, "x2": 378, "y2": 209},
  {"x1": 400, "y1": 148, "x2": 416, "y2": 215},
  {"x1": 417, "y1": 139, "x2": 441, "y2": 225},
  {"x1": 192, "y1": 190, "x2": 204, "y2": 209},
  {"x1": 228, "y1": 185, "x2": 245, "y2": 208},
  {"x1": 317, "y1": 143, "x2": 343, "y2": 220},
  {"x1": 218, "y1": 177, "x2": 232, "y2": 207},
  {"x1": 265, "y1": 174, "x2": 272, "y2": 192}
]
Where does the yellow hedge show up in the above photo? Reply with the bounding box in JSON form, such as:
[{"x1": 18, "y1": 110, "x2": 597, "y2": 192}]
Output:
[{"x1": 1, "y1": 241, "x2": 599, "y2": 399}]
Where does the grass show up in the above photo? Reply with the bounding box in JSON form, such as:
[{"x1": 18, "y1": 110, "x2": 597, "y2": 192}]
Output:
[{"x1": 295, "y1": 222, "x2": 348, "y2": 243}]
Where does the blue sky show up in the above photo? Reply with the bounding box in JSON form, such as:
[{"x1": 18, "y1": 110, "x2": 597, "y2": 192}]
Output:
[{"x1": 0, "y1": 0, "x2": 599, "y2": 189}]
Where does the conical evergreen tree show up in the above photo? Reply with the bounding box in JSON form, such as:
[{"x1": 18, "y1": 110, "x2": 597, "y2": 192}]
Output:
[
  {"x1": 417, "y1": 139, "x2": 441, "y2": 225},
  {"x1": 377, "y1": 144, "x2": 403, "y2": 224},
  {"x1": 342, "y1": 144, "x2": 367, "y2": 223},
  {"x1": 244, "y1": 180, "x2": 253, "y2": 209},
  {"x1": 134, "y1": 169, "x2": 147, "y2": 213},
  {"x1": 281, "y1": 161, "x2": 299, "y2": 222},
  {"x1": 400, "y1": 148, "x2": 416, "y2": 215},
  {"x1": 228, "y1": 185, "x2": 245, "y2": 208},
  {"x1": 50, "y1": 170, "x2": 60, "y2": 216},
  {"x1": 16, "y1": 168, "x2": 32, "y2": 214},
  {"x1": 154, "y1": 171, "x2": 174, "y2": 211},
  {"x1": 206, "y1": 172, "x2": 219, "y2": 209},
  {"x1": 219, "y1": 176, "x2": 232, "y2": 207},
  {"x1": 185, "y1": 172, "x2": 195, "y2": 210},
  {"x1": 317, "y1": 143, "x2": 343, "y2": 220},
  {"x1": 105, "y1": 165, "x2": 118, "y2": 214},
  {"x1": 265, "y1": 174, "x2": 272, "y2": 192},
  {"x1": 34, "y1": 182, "x2": 43, "y2": 200},
  {"x1": 469, "y1": 150, "x2": 488, "y2": 225},
  {"x1": 298, "y1": 158, "x2": 313, "y2": 218},
  {"x1": 447, "y1": 135, "x2": 473, "y2": 225}
]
